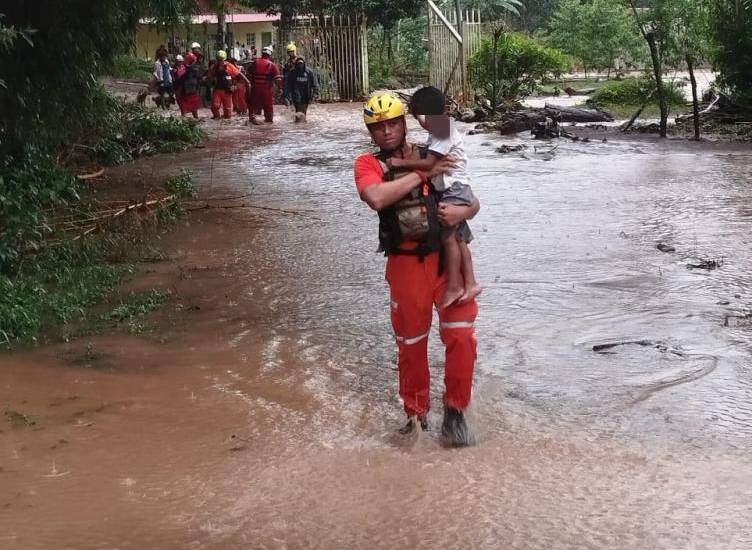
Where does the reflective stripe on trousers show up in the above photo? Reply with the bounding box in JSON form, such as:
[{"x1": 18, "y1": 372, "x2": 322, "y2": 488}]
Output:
[{"x1": 386, "y1": 251, "x2": 478, "y2": 417}]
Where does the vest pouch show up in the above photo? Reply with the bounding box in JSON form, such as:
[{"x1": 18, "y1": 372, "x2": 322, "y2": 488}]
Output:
[{"x1": 394, "y1": 198, "x2": 430, "y2": 242}]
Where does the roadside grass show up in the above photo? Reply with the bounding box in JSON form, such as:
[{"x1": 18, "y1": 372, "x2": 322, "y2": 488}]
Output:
[
  {"x1": 103, "y1": 289, "x2": 171, "y2": 334},
  {"x1": 107, "y1": 54, "x2": 153, "y2": 82},
  {"x1": 584, "y1": 77, "x2": 687, "y2": 120},
  {"x1": 0, "y1": 172, "x2": 195, "y2": 347}
]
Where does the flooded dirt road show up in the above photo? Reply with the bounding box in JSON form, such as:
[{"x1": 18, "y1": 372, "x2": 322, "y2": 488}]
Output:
[{"x1": 2, "y1": 105, "x2": 752, "y2": 549}]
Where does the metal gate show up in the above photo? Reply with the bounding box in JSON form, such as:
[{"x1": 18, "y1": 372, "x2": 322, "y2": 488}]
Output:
[
  {"x1": 279, "y1": 15, "x2": 369, "y2": 102},
  {"x1": 428, "y1": 6, "x2": 482, "y2": 102}
]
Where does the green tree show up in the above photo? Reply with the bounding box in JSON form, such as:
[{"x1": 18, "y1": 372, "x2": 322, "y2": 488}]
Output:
[
  {"x1": 673, "y1": 0, "x2": 710, "y2": 139},
  {"x1": 625, "y1": 0, "x2": 680, "y2": 137},
  {"x1": 0, "y1": 0, "x2": 195, "y2": 157},
  {"x1": 469, "y1": 31, "x2": 569, "y2": 108},
  {"x1": 463, "y1": 0, "x2": 524, "y2": 21},
  {"x1": 548, "y1": 0, "x2": 643, "y2": 77},
  {"x1": 708, "y1": 0, "x2": 752, "y2": 104}
]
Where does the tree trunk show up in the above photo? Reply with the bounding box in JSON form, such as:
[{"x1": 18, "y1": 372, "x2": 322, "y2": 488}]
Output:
[
  {"x1": 492, "y1": 29, "x2": 500, "y2": 111},
  {"x1": 646, "y1": 32, "x2": 667, "y2": 138},
  {"x1": 386, "y1": 27, "x2": 394, "y2": 63},
  {"x1": 216, "y1": 9, "x2": 226, "y2": 51},
  {"x1": 686, "y1": 52, "x2": 700, "y2": 140}
]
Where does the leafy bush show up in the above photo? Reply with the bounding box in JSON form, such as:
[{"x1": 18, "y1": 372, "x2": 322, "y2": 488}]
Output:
[
  {"x1": 107, "y1": 54, "x2": 153, "y2": 81},
  {"x1": 708, "y1": 1, "x2": 752, "y2": 104},
  {"x1": 0, "y1": 241, "x2": 122, "y2": 344},
  {"x1": 88, "y1": 89, "x2": 205, "y2": 164},
  {"x1": 588, "y1": 77, "x2": 686, "y2": 106},
  {"x1": 469, "y1": 31, "x2": 570, "y2": 108},
  {"x1": 547, "y1": 0, "x2": 645, "y2": 75},
  {"x1": 0, "y1": 153, "x2": 79, "y2": 272},
  {"x1": 164, "y1": 170, "x2": 197, "y2": 199}
]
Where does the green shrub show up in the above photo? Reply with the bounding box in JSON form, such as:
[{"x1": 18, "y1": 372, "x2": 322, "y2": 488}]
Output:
[
  {"x1": 708, "y1": 1, "x2": 752, "y2": 104},
  {"x1": 0, "y1": 241, "x2": 122, "y2": 344},
  {"x1": 588, "y1": 76, "x2": 686, "y2": 106},
  {"x1": 89, "y1": 90, "x2": 205, "y2": 164},
  {"x1": 164, "y1": 170, "x2": 197, "y2": 199},
  {"x1": 469, "y1": 31, "x2": 570, "y2": 107},
  {"x1": 107, "y1": 54, "x2": 153, "y2": 81},
  {"x1": 0, "y1": 153, "x2": 79, "y2": 272}
]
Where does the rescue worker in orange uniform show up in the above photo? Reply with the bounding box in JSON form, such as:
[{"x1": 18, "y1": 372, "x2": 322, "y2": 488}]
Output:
[
  {"x1": 353, "y1": 93, "x2": 480, "y2": 446},
  {"x1": 247, "y1": 46, "x2": 283, "y2": 124},
  {"x1": 209, "y1": 50, "x2": 250, "y2": 119}
]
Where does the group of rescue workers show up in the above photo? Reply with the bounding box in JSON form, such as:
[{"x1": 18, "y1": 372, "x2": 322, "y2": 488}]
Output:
[{"x1": 151, "y1": 41, "x2": 319, "y2": 123}]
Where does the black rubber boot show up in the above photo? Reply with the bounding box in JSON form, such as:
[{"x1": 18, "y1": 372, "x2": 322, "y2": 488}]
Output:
[
  {"x1": 441, "y1": 407, "x2": 475, "y2": 447},
  {"x1": 398, "y1": 415, "x2": 428, "y2": 435}
]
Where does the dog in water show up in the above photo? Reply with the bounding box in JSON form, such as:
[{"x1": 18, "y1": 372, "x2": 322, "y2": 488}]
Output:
[{"x1": 136, "y1": 89, "x2": 148, "y2": 106}]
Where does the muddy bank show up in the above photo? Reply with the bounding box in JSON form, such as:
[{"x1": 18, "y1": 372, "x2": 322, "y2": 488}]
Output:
[{"x1": 2, "y1": 105, "x2": 752, "y2": 549}]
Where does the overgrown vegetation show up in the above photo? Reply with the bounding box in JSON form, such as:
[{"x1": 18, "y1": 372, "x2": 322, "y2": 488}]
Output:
[
  {"x1": 0, "y1": 97, "x2": 204, "y2": 275},
  {"x1": 547, "y1": 0, "x2": 645, "y2": 77},
  {"x1": 86, "y1": 91, "x2": 205, "y2": 165},
  {"x1": 104, "y1": 289, "x2": 171, "y2": 334},
  {"x1": 368, "y1": 17, "x2": 429, "y2": 89},
  {"x1": 469, "y1": 31, "x2": 569, "y2": 109},
  {"x1": 0, "y1": 171, "x2": 195, "y2": 346},
  {"x1": 107, "y1": 54, "x2": 154, "y2": 81},
  {"x1": 708, "y1": 0, "x2": 752, "y2": 104},
  {"x1": 588, "y1": 76, "x2": 686, "y2": 107}
]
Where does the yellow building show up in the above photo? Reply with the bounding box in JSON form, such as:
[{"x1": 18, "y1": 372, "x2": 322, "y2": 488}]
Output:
[{"x1": 136, "y1": 12, "x2": 279, "y2": 59}]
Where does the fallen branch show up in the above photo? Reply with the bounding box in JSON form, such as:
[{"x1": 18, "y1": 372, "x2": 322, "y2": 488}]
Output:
[
  {"x1": 77, "y1": 168, "x2": 105, "y2": 180},
  {"x1": 188, "y1": 202, "x2": 314, "y2": 216}
]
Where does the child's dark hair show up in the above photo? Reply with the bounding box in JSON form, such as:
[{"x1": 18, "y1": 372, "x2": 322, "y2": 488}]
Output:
[{"x1": 410, "y1": 86, "x2": 446, "y2": 116}]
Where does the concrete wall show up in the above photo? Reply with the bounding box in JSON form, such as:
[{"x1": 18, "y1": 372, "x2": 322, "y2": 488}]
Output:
[{"x1": 136, "y1": 22, "x2": 277, "y2": 60}]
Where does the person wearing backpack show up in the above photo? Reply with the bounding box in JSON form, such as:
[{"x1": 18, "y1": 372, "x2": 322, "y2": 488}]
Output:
[
  {"x1": 208, "y1": 50, "x2": 250, "y2": 119},
  {"x1": 174, "y1": 53, "x2": 202, "y2": 118}
]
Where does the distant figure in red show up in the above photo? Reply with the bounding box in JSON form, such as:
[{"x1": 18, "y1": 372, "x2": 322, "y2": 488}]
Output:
[
  {"x1": 174, "y1": 53, "x2": 202, "y2": 118},
  {"x1": 229, "y1": 58, "x2": 248, "y2": 115},
  {"x1": 247, "y1": 46, "x2": 282, "y2": 124},
  {"x1": 208, "y1": 50, "x2": 250, "y2": 119}
]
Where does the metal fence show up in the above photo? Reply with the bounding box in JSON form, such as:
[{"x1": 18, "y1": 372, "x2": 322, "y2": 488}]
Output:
[
  {"x1": 428, "y1": 8, "x2": 482, "y2": 101},
  {"x1": 279, "y1": 15, "x2": 369, "y2": 102}
]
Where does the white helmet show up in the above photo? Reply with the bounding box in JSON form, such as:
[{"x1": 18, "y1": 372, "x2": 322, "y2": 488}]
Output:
[
  {"x1": 176, "y1": 54, "x2": 184, "y2": 62},
  {"x1": 261, "y1": 46, "x2": 273, "y2": 56},
  {"x1": 191, "y1": 42, "x2": 201, "y2": 50}
]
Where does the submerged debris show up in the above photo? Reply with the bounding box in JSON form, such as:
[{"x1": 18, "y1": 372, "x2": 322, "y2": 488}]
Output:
[
  {"x1": 593, "y1": 339, "x2": 684, "y2": 356},
  {"x1": 496, "y1": 144, "x2": 526, "y2": 154},
  {"x1": 657, "y1": 243, "x2": 676, "y2": 253},
  {"x1": 686, "y1": 258, "x2": 723, "y2": 270}
]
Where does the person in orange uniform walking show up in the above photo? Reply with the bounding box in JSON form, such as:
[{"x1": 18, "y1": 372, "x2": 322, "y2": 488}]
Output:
[
  {"x1": 353, "y1": 93, "x2": 481, "y2": 446},
  {"x1": 209, "y1": 50, "x2": 250, "y2": 119},
  {"x1": 229, "y1": 57, "x2": 248, "y2": 115},
  {"x1": 247, "y1": 46, "x2": 282, "y2": 124}
]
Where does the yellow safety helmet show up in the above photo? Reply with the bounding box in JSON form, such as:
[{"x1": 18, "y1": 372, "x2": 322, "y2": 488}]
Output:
[
  {"x1": 363, "y1": 92, "x2": 406, "y2": 126},
  {"x1": 216, "y1": 50, "x2": 227, "y2": 60},
  {"x1": 286, "y1": 42, "x2": 297, "y2": 53}
]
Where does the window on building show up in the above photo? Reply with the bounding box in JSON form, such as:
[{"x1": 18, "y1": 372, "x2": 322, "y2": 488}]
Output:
[
  {"x1": 261, "y1": 31, "x2": 272, "y2": 48},
  {"x1": 246, "y1": 33, "x2": 255, "y2": 48}
]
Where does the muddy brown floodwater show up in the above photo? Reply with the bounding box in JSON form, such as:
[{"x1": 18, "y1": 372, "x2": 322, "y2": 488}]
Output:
[{"x1": 2, "y1": 104, "x2": 752, "y2": 549}]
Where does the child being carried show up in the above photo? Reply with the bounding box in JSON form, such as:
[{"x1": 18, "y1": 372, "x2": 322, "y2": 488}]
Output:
[{"x1": 387, "y1": 86, "x2": 482, "y2": 309}]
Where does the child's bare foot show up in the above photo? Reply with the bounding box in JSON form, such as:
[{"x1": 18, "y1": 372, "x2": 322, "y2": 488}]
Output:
[
  {"x1": 441, "y1": 286, "x2": 466, "y2": 309},
  {"x1": 459, "y1": 284, "x2": 482, "y2": 304}
]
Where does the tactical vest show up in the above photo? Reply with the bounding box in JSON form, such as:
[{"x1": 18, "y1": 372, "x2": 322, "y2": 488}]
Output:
[
  {"x1": 250, "y1": 58, "x2": 275, "y2": 87},
  {"x1": 214, "y1": 63, "x2": 234, "y2": 91},
  {"x1": 375, "y1": 150, "x2": 443, "y2": 261}
]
